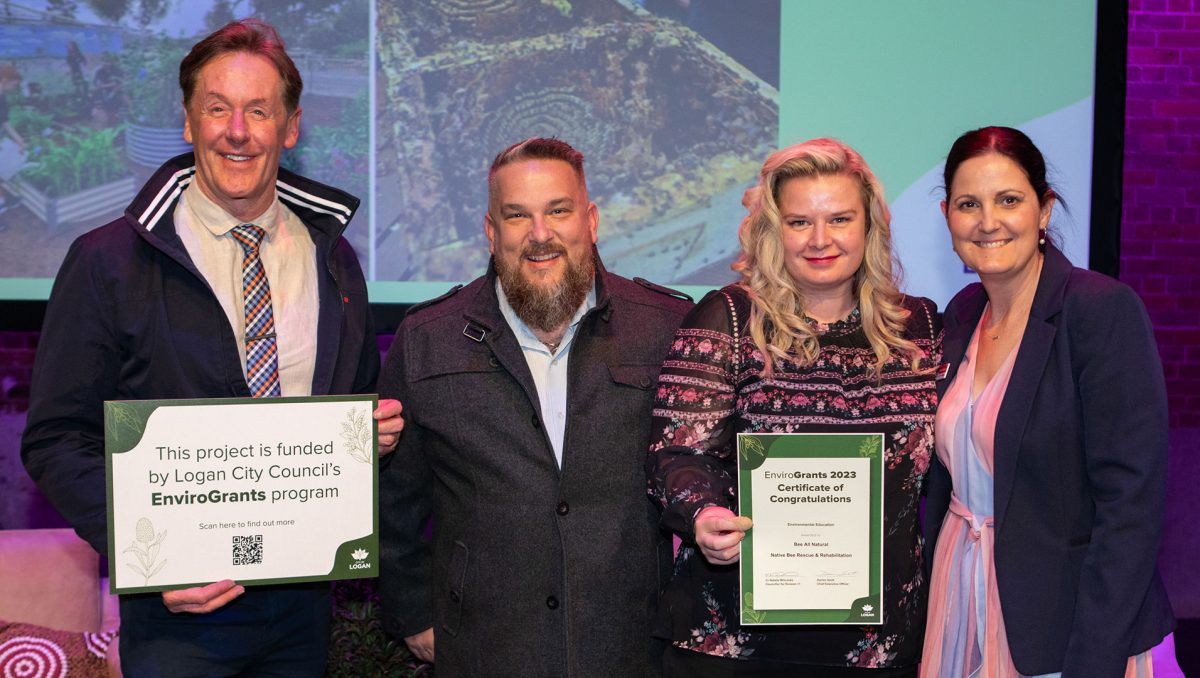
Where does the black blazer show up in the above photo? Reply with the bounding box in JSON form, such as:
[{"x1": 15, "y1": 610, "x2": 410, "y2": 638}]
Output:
[{"x1": 924, "y1": 245, "x2": 1174, "y2": 677}]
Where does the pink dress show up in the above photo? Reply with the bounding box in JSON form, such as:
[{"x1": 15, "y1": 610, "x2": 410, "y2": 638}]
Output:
[{"x1": 921, "y1": 309, "x2": 1152, "y2": 678}]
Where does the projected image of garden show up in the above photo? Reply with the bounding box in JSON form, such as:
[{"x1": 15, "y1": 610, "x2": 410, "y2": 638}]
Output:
[
  {"x1": 0, "y1": 0, "x2": 778, "y2": 298},
  {"x1": 0, "y1": 1, "x2": 369, "y2": 281}
]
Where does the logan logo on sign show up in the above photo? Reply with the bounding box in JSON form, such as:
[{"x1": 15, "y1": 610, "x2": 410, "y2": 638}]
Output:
[{"x1": 349, "y1": 548, "x2": 372, "y2": 570}]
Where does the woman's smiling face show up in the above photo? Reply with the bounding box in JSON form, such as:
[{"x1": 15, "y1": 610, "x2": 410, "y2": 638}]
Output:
[
  {"x1": 943, "y1": 152, "x2": 1053, "y2": 283},
  {"x1": 778, "y1": 173, "x2": 867, "y2": 303}
]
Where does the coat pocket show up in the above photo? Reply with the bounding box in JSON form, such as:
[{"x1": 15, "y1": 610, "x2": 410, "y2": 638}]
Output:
[
  {"x1": 441, "y1": 540, "x2": 469, "y2": 637},
  {"x1": 608, "y1": 364, "x2": 661, "y2": 390}
]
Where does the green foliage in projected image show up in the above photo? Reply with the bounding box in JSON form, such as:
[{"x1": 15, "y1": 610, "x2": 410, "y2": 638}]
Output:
[
  {"x1": 204, "y1": 0, "x2": 369, "y2": 50},
  {"x1": 8, "y1": 107, "x2": 55, "y2": 144},
  {"x1": 282, "y1": 91, "x2": 369, "y2": 198},
  {"x1": 85, "y1": 0, "x2": 170, "y2": 27},
  {"x1": 118, "y1": 35, "x2": 190, "y2": 127},
  {"x1": 18, "y1": 126, "x2": 126, "y2": 197}
]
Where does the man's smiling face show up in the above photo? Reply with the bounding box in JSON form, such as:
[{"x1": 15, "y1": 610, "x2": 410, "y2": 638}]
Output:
[{"x1": 184, "y1": 51, "x2": 300, "y2": 222}]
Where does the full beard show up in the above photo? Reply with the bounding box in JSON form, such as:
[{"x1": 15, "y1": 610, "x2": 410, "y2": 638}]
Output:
[{"x1": 495, "y1": 242, "x2": 595, "y2": 333}]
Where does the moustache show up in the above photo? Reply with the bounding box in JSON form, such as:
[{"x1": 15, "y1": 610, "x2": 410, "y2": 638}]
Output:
[{"x1": 523, "y1": 242, "x2": 568, "y2": 259}]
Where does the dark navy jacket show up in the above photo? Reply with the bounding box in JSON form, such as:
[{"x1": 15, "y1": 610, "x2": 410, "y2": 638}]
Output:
[
  {"x1": 21, "y1": 153, "x2": 378, "y2": 556},
  {"x1": 924, "y1": 245, "x2": 1174, "y2": 677}
]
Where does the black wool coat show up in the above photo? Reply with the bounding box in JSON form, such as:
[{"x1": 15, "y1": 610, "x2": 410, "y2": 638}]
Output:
[{"x1": 379, "y1": 260, "x2": 691, "y2": 678}]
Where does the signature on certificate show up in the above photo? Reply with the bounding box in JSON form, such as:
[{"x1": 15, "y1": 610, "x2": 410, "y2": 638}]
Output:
[{"x1": 815, "y1": 570, "x2": 859, "y2": 581}]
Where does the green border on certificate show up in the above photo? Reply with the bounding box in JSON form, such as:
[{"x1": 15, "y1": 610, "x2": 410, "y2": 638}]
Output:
[
  {"x1": 105, "y1": 394, "x2": 379, "y2": 594},
  {"x1": 737, "y1": 432, "x2": 883, "y2": 625}
]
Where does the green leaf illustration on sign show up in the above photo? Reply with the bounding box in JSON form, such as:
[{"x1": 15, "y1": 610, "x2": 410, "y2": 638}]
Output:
[
  {"x1": 340, "y1": 407, "x2": 373, "y2": 464},
  {"x1": 742, "y1": 592, "x2": 766, "y2": 624},
  {"x1": 739, "y1": 436, "x2": 767, "y2": 470},
  {"x1": 858, "y1": 436, "x2": 879, "y2": 459},
  {"x1": 105, "y1": 401, "x2": 158, "y2": 454}
]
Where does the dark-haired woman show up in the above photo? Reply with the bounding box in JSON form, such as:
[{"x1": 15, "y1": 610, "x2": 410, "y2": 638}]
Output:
[{"x1": 920, "y1": 126, "x2": 1174, "y2": 678}]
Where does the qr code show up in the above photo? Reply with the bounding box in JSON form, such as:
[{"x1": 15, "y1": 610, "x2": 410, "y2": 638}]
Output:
[{"x1": 232, "y1": 535, "x2": 263, "y2": 565}]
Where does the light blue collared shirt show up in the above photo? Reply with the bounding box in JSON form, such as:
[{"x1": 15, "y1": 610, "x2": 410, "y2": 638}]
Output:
[{"x1": 495, "y1": 279, "x2": 597, "y2": 469}]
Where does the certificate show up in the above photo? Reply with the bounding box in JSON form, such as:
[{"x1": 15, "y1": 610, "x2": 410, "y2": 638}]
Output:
[
  {"x1": 737, "y1": 433, "x2": 883, "y2": 625},
  {"x1": 105, "y1": 395, "x2": 378, "y2": 594}
]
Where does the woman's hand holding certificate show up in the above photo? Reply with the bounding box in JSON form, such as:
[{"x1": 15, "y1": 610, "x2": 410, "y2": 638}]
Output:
[{"x1": 695, "y1": 507, "x2": 753, "y2": 565}]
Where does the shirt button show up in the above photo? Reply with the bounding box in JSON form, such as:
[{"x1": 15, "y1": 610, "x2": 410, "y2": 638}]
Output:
[
  {"x1": 488, "y1": 356, "x2": 499, "y2": 367},
  {"x1": 531, "y1": 415, "x2": 541, "y2": 429},
  {"x1": 546, "y1": 595, "x2": 559, "y2": 609},
  {"x1": 449, "y1": 590, "x2": 460, "y2": 603},
  {"x1": 556, "y1": 501, "x2": 569, "y2": 516}
]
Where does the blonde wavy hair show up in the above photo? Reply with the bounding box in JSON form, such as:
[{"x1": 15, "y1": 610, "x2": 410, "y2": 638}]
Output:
[{"x1": 732, "y1": 138, "x2": 922, "y2": 379}]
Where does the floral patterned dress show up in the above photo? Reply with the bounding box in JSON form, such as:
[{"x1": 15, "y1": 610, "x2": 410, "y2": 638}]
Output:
[{"x1": 646, "y1": 285, "x2": 942, "y2": 670}]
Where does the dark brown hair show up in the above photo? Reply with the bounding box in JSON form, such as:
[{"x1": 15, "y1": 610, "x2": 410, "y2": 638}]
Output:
[
  {"x1": 943, "y1": 126, "x2": 1057, "y2": 207},
  {"x1": 487, "y1": 137, "x2": 586, "y2": 202},
  {"x1": 179, "y1": 18, "x2": 302, "y2": 113}
]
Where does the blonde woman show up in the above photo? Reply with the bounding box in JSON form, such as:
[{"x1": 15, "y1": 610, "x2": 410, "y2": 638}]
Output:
[{"x1": 647, "y1": 139, "x2": 940, "y2": 677}]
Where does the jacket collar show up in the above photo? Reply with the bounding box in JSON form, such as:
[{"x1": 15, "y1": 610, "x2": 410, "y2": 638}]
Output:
[
  {"x1": 944, "y1": 244, "x2": 1074, "y2": 363},
  {"x1": 124, "y1": 153, "x2": 360, "y2": 247},
  {"x1": 122, "y1": 154, "x2": 363, "y2": 399},
  {"x1": 1028, "y1": 244, "x2": 1072, "y2": 322},
  {"x1": 457, "y1": 251, "x2": 613, "y2": 473},
  {"x1": 463, "y1": 248, "x2": 615, "y2": 334}
]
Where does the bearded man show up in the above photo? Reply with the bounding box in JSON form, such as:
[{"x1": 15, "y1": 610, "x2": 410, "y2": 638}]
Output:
[{"x1": 378, "y1": 138, "x2": 691, "y2": 677}]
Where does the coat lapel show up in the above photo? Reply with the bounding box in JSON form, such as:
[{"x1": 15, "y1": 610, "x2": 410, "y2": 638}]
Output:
[
  {"x1": 992, "y1": 246, "x2": 1071, "y2": 530},
  {"x1": 462, "y1": 271, "x2": 540, "y2": 407},
  {"x1": 462, "y1": 267, "x2": 556, "y2": 463},
  {"x1": 559, "y1": 257, "x2": 614, "y2": 468},
  {"x1": 939, "y1": 287, "x2": 986, "y2": 401},
  {"x1": 463, "y1": 252, "x2": 613, "y2": 472}
]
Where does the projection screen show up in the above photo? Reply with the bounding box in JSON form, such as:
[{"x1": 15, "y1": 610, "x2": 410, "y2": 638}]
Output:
[{"x1": 0, "y1": 0, "x2": 1098, "y2": 313}]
